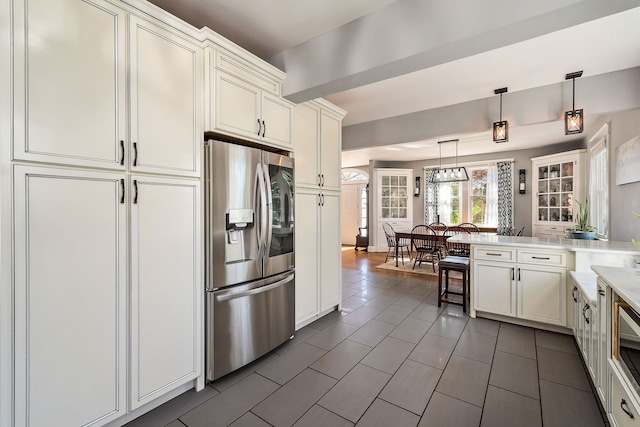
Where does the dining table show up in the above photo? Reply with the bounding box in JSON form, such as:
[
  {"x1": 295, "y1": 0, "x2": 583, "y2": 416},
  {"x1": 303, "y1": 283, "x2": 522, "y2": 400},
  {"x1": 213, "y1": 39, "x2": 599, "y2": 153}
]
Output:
[{"x1": 393, "y1": 227, "x2": 498, "y2": 267}]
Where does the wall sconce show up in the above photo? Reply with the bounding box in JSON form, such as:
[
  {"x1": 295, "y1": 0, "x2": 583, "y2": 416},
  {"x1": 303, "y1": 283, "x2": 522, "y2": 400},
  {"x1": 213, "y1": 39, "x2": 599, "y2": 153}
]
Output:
[
  {"x1": 565, "y1": 70, "x2": 583, "y2": 135},
  {"x1": 493, "y1": 87, "x2": 509, "y2": 143},
  {"x1": 414, "y1": 176, "x2": 420, "y2": 197},
  {"x1": 519, "y1": 169, "x2": 526, "y2": 194}
]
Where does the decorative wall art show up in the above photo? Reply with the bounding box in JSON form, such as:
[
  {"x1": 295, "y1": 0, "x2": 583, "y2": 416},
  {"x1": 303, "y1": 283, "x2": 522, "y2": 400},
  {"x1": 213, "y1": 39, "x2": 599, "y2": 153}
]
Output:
[{"x1": 616, "y1": 135, "x2": 640, "y2": 185}]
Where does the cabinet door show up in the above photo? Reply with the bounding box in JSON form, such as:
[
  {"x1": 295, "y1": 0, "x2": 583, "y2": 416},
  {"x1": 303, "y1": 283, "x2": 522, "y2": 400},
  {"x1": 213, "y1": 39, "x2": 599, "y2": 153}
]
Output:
[
  {"x1": 130, "y1": 175, "x2": 201, "y2": 408},
  {"x1": 214, "y1": 71, "x2": 261, "y2": 140},
  {"x1": 517, "y1": 265, "x2": 566, "y2": 326},
  {"x1": 13, "y1": 165, "x2": 127, "y2": 426},
  {"x1": 320, "y1": 191, "x2": 342, "y2": 312},
  {"x1": 13, "y1": 0, "x2": 127, "y2": 170},
  {"x1": 294, "y1": 189, "x2": 320, "y2": 325},
  {"x1": 473, "y1": 261, "x2": 515, "y2": 316},
  {"x1": 320, "y1": 111, "x2": 342, "y2": 191},
  {"x1": 597, "y1": 283, "x2": 607, "y2": 405},
  {"x1": 262, "y1": 93, "x2": 293, "y2": 149},
  {"x1": 129, "y1": 17, "x2": 202, "y2": 177},
  {"x1": 294, "y1": 102, "x2": 321, "y2": 188}
]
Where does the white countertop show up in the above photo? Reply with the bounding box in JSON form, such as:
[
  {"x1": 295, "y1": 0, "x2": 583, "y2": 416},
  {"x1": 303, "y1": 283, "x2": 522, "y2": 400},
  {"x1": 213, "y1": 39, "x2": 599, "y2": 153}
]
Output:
[
  {"x1": 448, "y1": 234, "x2": 640, "y2": 255},
  {"x1": 592, "y1": 265, "x2": 640, "y2": 312},
  {"x1": 570, "y1": 271, "x2": 598, "y2": 303}
]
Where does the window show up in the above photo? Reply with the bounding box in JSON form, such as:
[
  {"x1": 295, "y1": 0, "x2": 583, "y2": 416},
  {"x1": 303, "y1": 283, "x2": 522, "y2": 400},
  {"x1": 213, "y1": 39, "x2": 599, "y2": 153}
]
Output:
[
  {"x1": 360, "y1": 186, "x2": 368, "y2": 229},
  {"x1": 590, "y1": 132, "x2": 608, "y2": 239},
  {"x1": 436, "y1": 164, "x2": 498, "y2": 227}
]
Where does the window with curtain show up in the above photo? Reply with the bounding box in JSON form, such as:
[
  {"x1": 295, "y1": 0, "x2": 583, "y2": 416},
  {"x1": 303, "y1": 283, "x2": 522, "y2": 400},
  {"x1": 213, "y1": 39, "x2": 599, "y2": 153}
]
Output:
[
  {"x1": 427, "y1": 161, "x2": 513, "y2": 232},
  {"x1": 590, "y1": 135, "x2": 608, "y2": 239}
]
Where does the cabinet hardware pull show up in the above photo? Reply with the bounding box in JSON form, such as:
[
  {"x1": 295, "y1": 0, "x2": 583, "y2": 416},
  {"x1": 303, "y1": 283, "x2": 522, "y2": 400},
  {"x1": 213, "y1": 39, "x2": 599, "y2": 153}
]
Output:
[
  {"x1": 486, "y1": 253, "x2": 502, "y2": 256},
  {"x1": 511, "y1": 268, "x2": 514, "y2": 281},
  {"x1": 321, "y1": 174, "x2": 325, "y2": 187},
  {"x1": 532, "y1": 256, "x2": 550, "y2": 260},
  {"x1": 572, "y1": 286, "x2": 578, "y2": 302},
  {"x1": 257, "y1": 119, "x2": 262, "y2": 136},
  {"x1": 318, "y1": 174, "x2": 321, "y2": 186},
  {"x1": 133, "y1": 180, "x2": 138, "y2": 204},
  {"x1": 621, "y1": 399, "x2": 634, "y2": 419},
  {"x1": 133, "y1": 142, "x2": 138, "y2": 167},
  {"x1": 262, "y1": 120, "x2": 266, "y2": 137},
  {"x1": 321, "y1": 194, "x2": 325, "y2": 206},
  {"x1": 598, "y1": 288, "x2": 605, "y2": 297},
  {"x1": 517, "y1": 268, "x2": 521, "y2": 281},
  {"x1": 318, "y1": 193, "x2": 321, "y2": 206},
  {"x1": 582, "y1": 303, "x2": 590, "y2": 324},
  {"x1": 120, "y1": 179, "x2": 125, "y2": 204},
  {"x1": 119, "y1": 140, "x2": 125, "y2": 165}
]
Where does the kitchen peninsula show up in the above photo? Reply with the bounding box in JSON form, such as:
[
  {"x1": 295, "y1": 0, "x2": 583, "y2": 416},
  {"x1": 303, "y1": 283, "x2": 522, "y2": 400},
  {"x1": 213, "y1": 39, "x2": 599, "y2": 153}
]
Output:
[{"x1": 448, "y1": 233, "x2": 640, "y2": 423}]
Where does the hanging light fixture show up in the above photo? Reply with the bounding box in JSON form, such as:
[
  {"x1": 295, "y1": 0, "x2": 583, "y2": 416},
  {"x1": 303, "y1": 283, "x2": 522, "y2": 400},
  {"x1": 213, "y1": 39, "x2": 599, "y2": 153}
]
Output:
[
  {"x1": 493, "y1": 87, "x2": 508, "y2": 143},
  {"x1": 565, "y1": 70, "x2": 584, "y2": 135},
  {"x1": 430, "y1": 139, "x2": 469, "y2": 184}
]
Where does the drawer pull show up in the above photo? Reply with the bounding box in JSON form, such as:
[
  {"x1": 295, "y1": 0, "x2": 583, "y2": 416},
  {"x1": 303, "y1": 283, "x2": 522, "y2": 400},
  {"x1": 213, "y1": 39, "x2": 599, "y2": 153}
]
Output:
[
  {"x1": 572, "y1": 286, "x2": 578, "y2": 303},
  {"x1": 532, "y1": 256, "x2": 550, "y2": 260},
  {"x1": 486, "y1": 253, "x2": 503, "y2": 256},
  {"x1": 621, "y1": 399, "x2": 634, "y2": 419}
]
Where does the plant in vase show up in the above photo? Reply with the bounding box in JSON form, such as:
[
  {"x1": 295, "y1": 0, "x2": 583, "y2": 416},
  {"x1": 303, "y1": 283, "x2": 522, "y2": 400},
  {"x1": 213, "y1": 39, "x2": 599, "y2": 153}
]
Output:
[{"x1": 565, "y1": 197, "x2": 596, "y2": 240}]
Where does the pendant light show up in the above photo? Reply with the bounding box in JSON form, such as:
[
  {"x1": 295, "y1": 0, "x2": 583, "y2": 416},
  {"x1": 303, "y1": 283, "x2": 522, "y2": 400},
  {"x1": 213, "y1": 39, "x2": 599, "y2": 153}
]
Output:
[
  {"x1": 493, "y1": 87, "x2": 508, "y2": 143},
  {"x1": 430, "y1": 139, "x2": 469, "y2": 183},
  {"x1": 565, "y1": 71, "x2": 584, "y2": 135}
]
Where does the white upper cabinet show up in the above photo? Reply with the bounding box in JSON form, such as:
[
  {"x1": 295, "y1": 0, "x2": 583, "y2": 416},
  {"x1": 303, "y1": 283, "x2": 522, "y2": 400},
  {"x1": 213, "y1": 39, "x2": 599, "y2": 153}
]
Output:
[
  {"x1": 13, "y1": 0, "x2": 127, "y2": 170},
  {"x1": 13, "y1": 0, "x2": 203, "y2": 177},
  {"x1": 211, "y1": 52, "x2": 294, "y2": 150},
  {"x1": 294, "y1": 100, "x2": 345, "y2": 190},
  {"x1": 129, "y1": 16, "x2": 202, "y2": 177}
]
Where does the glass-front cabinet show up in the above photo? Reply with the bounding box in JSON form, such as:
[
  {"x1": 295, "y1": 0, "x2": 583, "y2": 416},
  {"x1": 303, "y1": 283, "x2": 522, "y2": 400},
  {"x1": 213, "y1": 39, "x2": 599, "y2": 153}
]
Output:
[
  {"x1": 531, "y1": 150, "x2": 586, "y2": 239},
  {"x1": 374, "y1": 168, "x2": 413, "y2": 252}
]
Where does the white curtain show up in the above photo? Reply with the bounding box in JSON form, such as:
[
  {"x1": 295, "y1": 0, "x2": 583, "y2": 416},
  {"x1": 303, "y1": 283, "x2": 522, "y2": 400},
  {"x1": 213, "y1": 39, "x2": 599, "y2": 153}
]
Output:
[
  {"x1": 437, "y1": 183, "x2": 452, "y2": 224},
  {"x1": 486, "y1": 162, "x2": 499, "y2": 227}
]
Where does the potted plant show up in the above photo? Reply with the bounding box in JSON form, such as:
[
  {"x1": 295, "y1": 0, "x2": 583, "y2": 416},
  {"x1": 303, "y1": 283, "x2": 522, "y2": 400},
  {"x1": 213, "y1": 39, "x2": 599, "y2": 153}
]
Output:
[{"x1": 565, "y1": 197, "x2": 596, "y2": 240}]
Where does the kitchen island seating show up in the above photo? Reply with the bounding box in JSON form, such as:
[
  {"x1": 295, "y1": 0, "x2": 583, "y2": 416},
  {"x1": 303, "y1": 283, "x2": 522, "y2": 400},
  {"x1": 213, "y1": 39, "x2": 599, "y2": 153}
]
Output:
[
  {"x1": 383, "y1": 222, "x2": 410, "y2": 265},
  {"x1": 438, "y1": 255, "x2": 471, "y2": 313},
  {"x1": 410, "y1": 225, "x2": 440, "y2": 272}
]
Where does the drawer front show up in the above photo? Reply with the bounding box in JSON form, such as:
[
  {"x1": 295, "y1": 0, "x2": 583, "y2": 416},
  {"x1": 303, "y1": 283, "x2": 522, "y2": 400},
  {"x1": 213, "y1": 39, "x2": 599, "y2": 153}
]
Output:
[
  {"x1": 474, "y1": 247, "x2": 516, "y2": 262},
  {"x1": 517, "y1": 249, "x2": 566, "y2": 267},
  {"x1": 610, "y1": 369, "x2": 640, "y2": 427}
]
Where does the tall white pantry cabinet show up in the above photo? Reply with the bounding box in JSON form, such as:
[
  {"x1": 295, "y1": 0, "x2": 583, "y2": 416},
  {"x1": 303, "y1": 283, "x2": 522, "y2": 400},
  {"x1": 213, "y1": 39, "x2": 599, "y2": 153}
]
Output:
[
  {"x1": 3, "y1": 0, "x2": 204, "y2": 425},
  {"x1": 293, "y1": 100, "x2": 346, "y2": 327}
]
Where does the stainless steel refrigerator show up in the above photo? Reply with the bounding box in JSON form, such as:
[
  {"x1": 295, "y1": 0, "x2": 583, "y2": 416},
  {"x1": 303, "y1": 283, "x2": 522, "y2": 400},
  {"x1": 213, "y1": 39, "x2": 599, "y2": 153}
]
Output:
[{"x1": 205, "y1": 138, "x2": 295, "y2": 381}]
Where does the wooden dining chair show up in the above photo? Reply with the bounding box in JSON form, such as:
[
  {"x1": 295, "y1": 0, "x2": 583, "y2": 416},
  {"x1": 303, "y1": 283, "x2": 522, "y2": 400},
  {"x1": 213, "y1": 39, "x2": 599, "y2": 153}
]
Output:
[
  {"x1": 410, "y1": 225, "x2": 440, "y2": 272},
  {"x1": 443, "y1": 226, "x2": 472, "y2": 257},
  {"x1": 457, "y1": 222, "x2": 479, "y2": 233},
  {"x1": 382, "y1": 223, "x2": 410, "y2": 264}
]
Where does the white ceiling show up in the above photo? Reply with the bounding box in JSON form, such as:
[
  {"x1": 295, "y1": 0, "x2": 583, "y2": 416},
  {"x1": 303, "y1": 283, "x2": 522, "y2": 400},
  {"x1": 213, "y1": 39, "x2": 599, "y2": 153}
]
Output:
[{"x1": 147, "y1": 0, "x2": 640, "y2": 167}]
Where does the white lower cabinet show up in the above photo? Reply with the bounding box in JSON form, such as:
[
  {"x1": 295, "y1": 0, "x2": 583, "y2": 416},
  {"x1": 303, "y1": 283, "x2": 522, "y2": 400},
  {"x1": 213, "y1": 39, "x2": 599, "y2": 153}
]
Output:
[
  {"x1": 294, "y1": 188, "x2": 341, "y2": 326},
  {"x1": 130, "y1": 175, "x2": 201, "y2": 409},
  {"x1": 609, "y1": 365, "x2": 640, "y2": 427},
  {"x1": 13, "y1": 165, "x2": 128, "y2": 426},
  {"x1": 473, "y1": 246, "x2": 566, "y2": 326},
  {"x1": 13, "y1": 166, "x2": 202, "y2": 425}
]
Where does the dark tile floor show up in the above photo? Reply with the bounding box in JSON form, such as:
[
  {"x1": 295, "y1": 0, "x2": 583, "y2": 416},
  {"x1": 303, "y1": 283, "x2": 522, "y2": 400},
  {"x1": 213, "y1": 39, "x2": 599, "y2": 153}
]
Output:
[{"x1": 126, "y1": 269, "x2": 606, "y2": 427}]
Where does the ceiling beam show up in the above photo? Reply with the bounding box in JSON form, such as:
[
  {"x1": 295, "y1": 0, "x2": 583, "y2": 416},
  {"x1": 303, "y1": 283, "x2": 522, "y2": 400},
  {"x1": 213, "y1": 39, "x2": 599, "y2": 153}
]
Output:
[
  {"x1": 270, "y1": 0, "x2": 640, "y2": 104},
  {"x1": 341, "y1": 68, "x2": 640, "y2": 150}
]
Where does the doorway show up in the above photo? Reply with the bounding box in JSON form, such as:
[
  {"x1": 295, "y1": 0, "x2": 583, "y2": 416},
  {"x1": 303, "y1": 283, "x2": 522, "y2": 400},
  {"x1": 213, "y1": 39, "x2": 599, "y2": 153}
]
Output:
[{"x1": 341, "y1": 170, "x2": 368, "y2": 245}]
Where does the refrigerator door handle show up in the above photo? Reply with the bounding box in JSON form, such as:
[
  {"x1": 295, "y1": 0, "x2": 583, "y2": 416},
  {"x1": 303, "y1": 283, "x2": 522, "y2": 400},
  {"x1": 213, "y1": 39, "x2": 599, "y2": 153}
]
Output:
[
  {"x1": 215, "y1": 273, "x2": 294, "y2": 302},
  {"x1": 263, "y1": 163, "x2": 273, "y2": 260},
  {"x1": 256, "y1": 163, "x2": 268, "y2": 259}
]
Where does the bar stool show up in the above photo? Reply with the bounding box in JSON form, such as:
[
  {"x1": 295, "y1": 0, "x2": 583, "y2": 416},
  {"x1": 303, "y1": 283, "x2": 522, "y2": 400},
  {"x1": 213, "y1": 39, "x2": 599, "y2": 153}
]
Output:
[{"x1": 438, "y1": 256, "x2": 470, "y2": 313}]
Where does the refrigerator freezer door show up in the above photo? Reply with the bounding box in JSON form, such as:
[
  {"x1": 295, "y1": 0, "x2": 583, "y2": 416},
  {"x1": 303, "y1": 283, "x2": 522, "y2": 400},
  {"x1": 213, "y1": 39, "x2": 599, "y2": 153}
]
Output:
[
  {"x1": 207, "y1": 271, "x2": 295, "y2": 381},
  {"x1": 207, "y1": 140, "x2": 263, "y2": 289}
]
